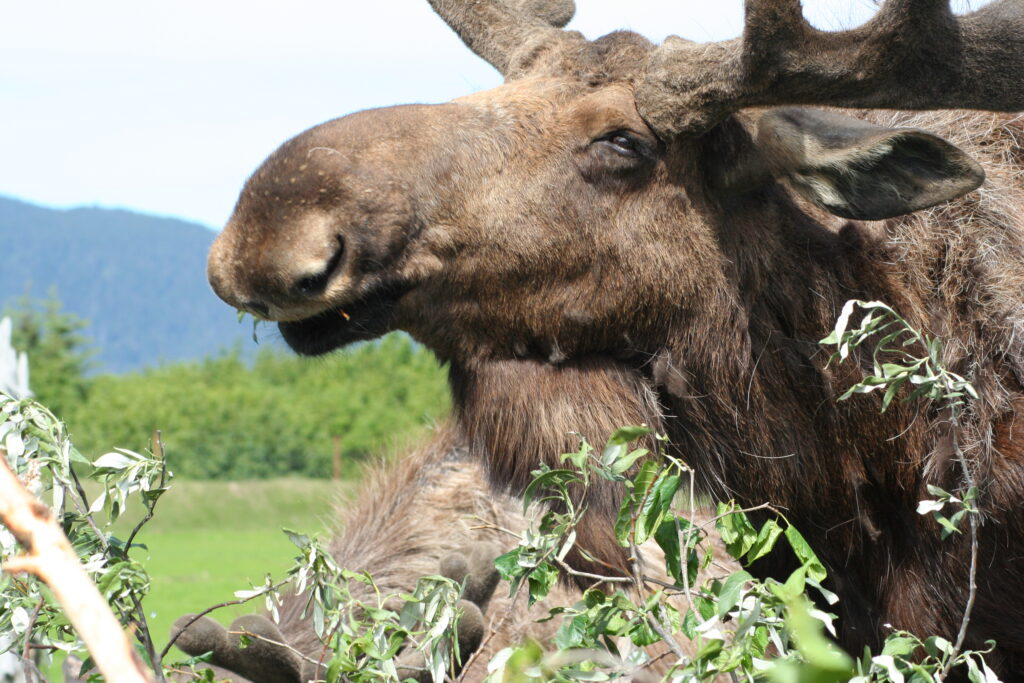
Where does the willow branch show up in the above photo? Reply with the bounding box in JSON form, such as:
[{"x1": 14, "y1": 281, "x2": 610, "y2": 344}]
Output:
[
  {"x1": 0, "y1": 449, "x2": 152, "y2": 683},
  {"x1": 936, "y1": 406, "x2": 981, "y2": 683}
]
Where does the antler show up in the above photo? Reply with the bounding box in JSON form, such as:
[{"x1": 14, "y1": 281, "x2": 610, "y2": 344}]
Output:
[
  {"x1": 637, "y1": 0, "x2": 1024, "y2": 138},
  {"x1": 429, "y1": 0, "x2": 582, "y2": 76}
]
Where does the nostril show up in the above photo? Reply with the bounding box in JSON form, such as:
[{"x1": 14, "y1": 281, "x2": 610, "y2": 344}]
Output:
[
  {"x1": 294, "y1": 235, "x2": 345, "y2": 298},
  {"x1": 296, "y1": 271, "x2": 329, "y2": 296},
  {"x1": 243, "y1": 301, "x2": 271, "y2": 319}
]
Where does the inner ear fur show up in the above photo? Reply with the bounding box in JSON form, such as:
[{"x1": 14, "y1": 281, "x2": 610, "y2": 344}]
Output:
[{"x1": 751, "y1": 107, "x2": 985, "y2": 220}]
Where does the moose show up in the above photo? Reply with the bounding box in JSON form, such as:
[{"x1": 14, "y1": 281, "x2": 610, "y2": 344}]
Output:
[
  {"x1": 168, "y1": 432, "x2": 572, "y2": 682},
  {"x1": 206, "y1": 0, "x2": 1024, "y2": 677},
  {"x1": 168, "y1": 429, "x2": 738, "y2": 682}
]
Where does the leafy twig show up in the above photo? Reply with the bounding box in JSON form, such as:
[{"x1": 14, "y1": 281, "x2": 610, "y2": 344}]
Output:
[
  {"x1": 936, "y1": 425, "x2": 981, "y2": 683},
  {"x1": 226, "y1": 628, "x2": 324, "y2": 667},
  {"x1": 824, "y1": 299, "x2": 984, "y2": 682},
  {"x1": 0, "y1": 449, "x2": 153, "y2": 682},
  {"x1": 125, "y1": 430, "x2": 169, "y2": 552}
]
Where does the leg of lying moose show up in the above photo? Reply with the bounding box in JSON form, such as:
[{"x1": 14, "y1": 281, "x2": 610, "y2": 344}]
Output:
[{"x1": 171, "y1": 542, "x2": 500, "y2": 683}]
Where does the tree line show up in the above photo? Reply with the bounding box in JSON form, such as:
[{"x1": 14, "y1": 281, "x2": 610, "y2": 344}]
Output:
[{"x1": 5, "y1": 295, "x2": 450, "y2": 479}]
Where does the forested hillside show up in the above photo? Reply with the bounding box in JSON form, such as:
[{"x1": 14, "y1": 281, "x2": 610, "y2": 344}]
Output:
[{"x1": 0, "y1": 194, "x2": 245, "y2": 371}]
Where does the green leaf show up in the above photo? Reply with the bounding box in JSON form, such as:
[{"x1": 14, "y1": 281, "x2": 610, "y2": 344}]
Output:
[
  {"x1": 609, "y1": 448, "x2": 649, "y2": 475},
  {"x1": 600, "y1": 426, "x2": 651, "y2": 474},
  {"x1": 717, "y1": 570, "x2": 753, "y2": 619},
  {"x1": 613, "y1": 491, "x2": 636, "y2": 547},
  {"x1": 654, "y1": 518, "x2": 683, "y2": 586},
  {"x1": 785, "y1": 526, "x2": 827, "y2": 582},
  {"x1": 561, "y1": 441, "x2": 592, "y2": 471},
  {"x1": 494, "y1": 549, "x2": 522, "y2": 583},
  {"x1": 770, "y1": 566, "x2": 807, "y2": 602},
  {"x1": 526, "y1": 562, "x2": 559, "y2": 606},
  {"x1": 936, "y1": 512, "x2": 963, "y2": 539},
  {"x1": 745, "y1": 519, "x2": 784, "y2": 564},
  {"x1": 522, "y1": 468, "x2": 579, "y2": 509},
  {"x1": 716, "y1": 504, "x2": 759, "y2": 560},
  {"x1": 283, "y1": 528, "x2": 311, "y2": 549},
  {"x1": 614, "y1": 462, "x2": 660, "y2": 545},
  {"x1": 881, "y1": 380, "x2": 902, "y2": 412},
  {"x1": 636, "y1": 473, "x2": 681, "y2": 545},
  {"x1": 881, "y1": 634, "x2": 919, "y2": 658},
  {"x1": 767, "y1": 597, "x2": 855, "y2": 683},
  {"x1": 606, "y1": 425, "x2": 653, "y2": 446}
]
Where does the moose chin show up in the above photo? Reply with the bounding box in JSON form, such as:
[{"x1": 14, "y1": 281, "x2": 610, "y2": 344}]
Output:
[{"x1": 207, "y1": 0, "x2": 1024, "y2": 676}]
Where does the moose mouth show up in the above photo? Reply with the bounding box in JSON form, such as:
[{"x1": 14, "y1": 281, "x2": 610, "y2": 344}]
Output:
[{"x1": 278, "y1": 282, "x2": 407, "y2": 356}]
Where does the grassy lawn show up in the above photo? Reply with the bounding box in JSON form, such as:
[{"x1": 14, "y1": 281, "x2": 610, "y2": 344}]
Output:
[{"x1": 61, "y1": 477, "x2": 347, "y2": 673}]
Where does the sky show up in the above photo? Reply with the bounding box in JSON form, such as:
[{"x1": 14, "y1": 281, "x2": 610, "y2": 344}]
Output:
[{"x1": 0, "y1": 0, "x2": 985, "y2": 229}]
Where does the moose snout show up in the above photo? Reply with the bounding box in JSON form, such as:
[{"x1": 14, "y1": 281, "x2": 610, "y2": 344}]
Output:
[{"x1": 207, "y1": 228, "x2": 347, "y2": 321}]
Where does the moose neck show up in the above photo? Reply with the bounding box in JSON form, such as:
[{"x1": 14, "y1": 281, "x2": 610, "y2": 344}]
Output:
[
  {"x1": 445, "y1": 127, "x2": 943, "y2": 625},
  {"x1": 440, "y1": 118, "x2": 941, "y2": 516}
]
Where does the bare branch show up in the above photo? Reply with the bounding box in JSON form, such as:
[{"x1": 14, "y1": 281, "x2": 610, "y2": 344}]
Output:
[
  {"x1": 21, "y1": 597, "x2": 43, "y2": 683},
  {"x1": 225, "y1": 628, "x2": 323, "y2": 668},
  {"x1": 554, "y1": 557, "x2": 632, "y2": 585}
]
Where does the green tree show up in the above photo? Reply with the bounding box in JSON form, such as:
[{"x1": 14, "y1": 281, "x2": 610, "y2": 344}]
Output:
[
  {"x1": 65, "y1": 333, "x2": 450, "y2": 479},
  {"x1": 4, "y1": 291, "x2": 93, "y2": 416}
]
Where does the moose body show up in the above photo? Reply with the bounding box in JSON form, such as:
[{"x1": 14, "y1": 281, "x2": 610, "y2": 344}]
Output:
[
  {"x1": 168, "y1": 430, "x2": 738, "y2": 682},
  {"x1": 207, "y1": 0, "x2": 1024, "y2": 676}
]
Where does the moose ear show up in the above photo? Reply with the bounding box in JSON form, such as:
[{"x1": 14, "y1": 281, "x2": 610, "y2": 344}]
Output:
[{"x1": 754, "y1": 108, "x2": 985, "y2": 220}]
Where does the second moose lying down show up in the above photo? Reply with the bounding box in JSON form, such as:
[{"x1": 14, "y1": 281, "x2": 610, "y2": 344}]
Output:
[
  {"x1": 169, "y1": 429, "x2": 737, "y2": 682},
  {"x1": 206, "y1": 0, "x2": 1024, "y2": 676}
]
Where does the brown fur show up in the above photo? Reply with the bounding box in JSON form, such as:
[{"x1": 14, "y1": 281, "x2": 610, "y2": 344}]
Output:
[
  {"x1": 206, "y1": 5, "x2": 1024, "y2": 679},
  {"x1": 275, "y1": 428, "x2": 578, "y2": 681}
]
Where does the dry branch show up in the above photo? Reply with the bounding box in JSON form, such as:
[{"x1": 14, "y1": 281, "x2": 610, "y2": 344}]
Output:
[{"x1": 0, "y1": 449, "x2": 153, "y2": 683}]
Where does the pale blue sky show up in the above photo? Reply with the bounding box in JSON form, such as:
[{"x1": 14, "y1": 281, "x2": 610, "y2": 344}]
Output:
[{"x1": 0, "y1": 0, "x2": 982, "y2": 229}]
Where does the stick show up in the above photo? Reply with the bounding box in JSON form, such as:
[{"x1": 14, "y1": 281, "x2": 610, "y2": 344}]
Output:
[
  {"x1": 0, "y1": 450, "x2": 152, "y2": 683},
  {"x1": 21, "y1": 597, "x2": 44, "y2": 683},
  {"x1": 160, "y1": 578, "x2": 290, "y2": 660}
]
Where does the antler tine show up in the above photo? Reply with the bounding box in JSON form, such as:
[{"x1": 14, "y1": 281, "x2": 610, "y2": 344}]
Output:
[
  {"x1": 429, "y1": 0, "x2": 580, "y2": 77},
  {"x1": 637, "y1": 0, "x2": 1024, "y2": 139}
]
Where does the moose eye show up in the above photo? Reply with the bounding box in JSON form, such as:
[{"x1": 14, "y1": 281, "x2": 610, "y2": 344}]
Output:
[
  {"x1": 599, "y1": 131, "x2": 641, "y2": 158},
  {"x1": 579, "y1": 129, "x2": 656, "y2": 188}
]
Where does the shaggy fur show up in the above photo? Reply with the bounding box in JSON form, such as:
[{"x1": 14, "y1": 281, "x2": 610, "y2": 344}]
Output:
[
  {"x1": 205, "y1": 1, "x2": 1024, "y2": 678},
  {"x1": 279, "y1": 429, "x2": 578, "y2": 682}
]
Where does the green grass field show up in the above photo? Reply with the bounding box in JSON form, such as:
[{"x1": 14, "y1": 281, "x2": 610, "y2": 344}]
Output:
[{"x1": 77, "y1": 477, "x2": 347, "y2": 670}]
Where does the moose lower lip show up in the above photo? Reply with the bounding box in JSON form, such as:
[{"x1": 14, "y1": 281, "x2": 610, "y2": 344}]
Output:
[{"x1": 278, "y1": 284, "x2": 405, "y2": 356}]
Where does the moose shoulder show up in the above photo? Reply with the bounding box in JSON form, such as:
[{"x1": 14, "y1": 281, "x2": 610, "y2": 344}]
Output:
[{"x1": 207, "y1": 0, "x2": 1024, "y2": 676}]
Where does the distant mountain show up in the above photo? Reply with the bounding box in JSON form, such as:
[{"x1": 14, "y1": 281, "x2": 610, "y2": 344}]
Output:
[{"x1": 0, "y1": 195, "x2": 248, "y2": 372}]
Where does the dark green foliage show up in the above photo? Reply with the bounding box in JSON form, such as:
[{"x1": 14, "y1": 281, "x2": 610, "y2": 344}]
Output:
[{"x1": 61, "y1": 334, "x2": 450, "y2": 479}]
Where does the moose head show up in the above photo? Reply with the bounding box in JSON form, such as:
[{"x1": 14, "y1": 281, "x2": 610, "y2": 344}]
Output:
[
  {"x1": 208, "y1": 0, "x2": 1024, "y2": 672},
  {"x1": 207, "y1": 0, "x2": 1022, "y2": 363}
]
